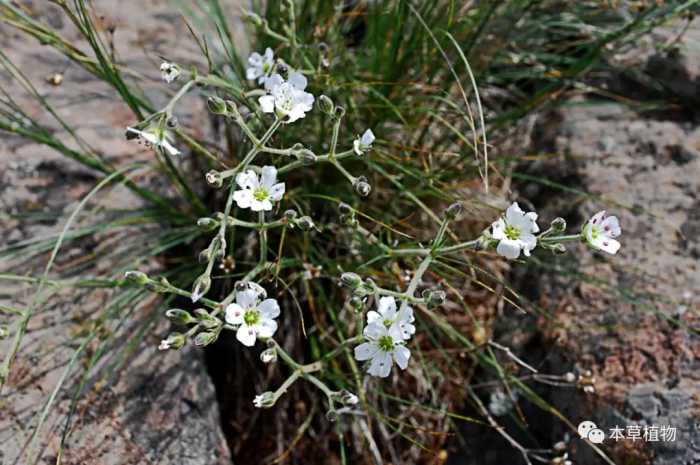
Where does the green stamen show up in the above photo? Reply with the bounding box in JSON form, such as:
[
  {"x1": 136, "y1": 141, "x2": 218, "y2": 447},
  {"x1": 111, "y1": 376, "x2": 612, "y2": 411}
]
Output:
[
  {"x1": 505, "y1": 224, "x2": 520, "y2": 240},
  {"x1": 244, "y1": 309, "x2": 261, "y2": 326},
  {"x1": 253, "y1": 188, "x2": 268, "y2": 201},
  {"x1": 378, "y1": 335, "x2": 394, "y2": 352}
]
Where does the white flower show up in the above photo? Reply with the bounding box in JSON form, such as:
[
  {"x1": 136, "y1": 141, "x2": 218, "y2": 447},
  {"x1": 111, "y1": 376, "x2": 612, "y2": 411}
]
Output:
[
  {"x1": 583, "y1": 211, "x2": 621, "y2": 254},
  {"x1": 126, "y1": 127, "x2": 180, "y2": 156},
  {"x1": 354, "y1": 324, "x2": 411, "y2": 378},
  {"x1": 160, "y1": 61, "x2": 181, "y2": 83},
  {"x1": 246, "y1": 48, "x2": 275, "y2": 84},
  {"x1": 258, "y1": 73, "x2": 314, "y2": 123},
  {"x1": 366, "y1": 296, "x2": 415, "y2": 341},
  {"x1": 253, "y1": 391, "x2": 275, "y2": 408},
  {"x1": 232, "y1": 166, "x2": 285, "y2": 211},
  {"x1": 353, "y1": 129, "x2": 375, "y2": 155},
  {"x1": 225, "y1": 288, "x2": 280, "y2": 347},
  {"x1": 491, "y1": 202, "x2": 539, "y2": 259},
  {"x1": 158, "y1": 339, "x2": 172, "y2": 351}
]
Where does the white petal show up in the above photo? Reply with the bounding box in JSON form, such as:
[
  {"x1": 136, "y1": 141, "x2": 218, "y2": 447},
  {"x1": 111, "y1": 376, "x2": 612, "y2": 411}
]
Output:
[
  {"x1": 236, "y1": 289, "x2": 258, "y2": 309},
  {"x1": 235, "y1": 170, "x2": 257, "y2": 189},
  {"x1": 393, "y1": 345, "x2": 411, "y2": 370},
  {"x1": 366, "y1": 310, "x2": 382, "y2": 325},
  {"x1": 248, "y1": 52, "x2": 263, "y2": 66},
  {"x1": 496, "y1": 239, "x2": 522, "y2": 260},
  {"x1": 589, "y1": 211, "x2": 606, "y2": 227},
  {"x1": 519, "y1": 233, "x2": 537, "y2": 255},
  {"x1": 247, "y1": 67, "x2": 261, "y2": 80},
  {"x1": 591, "y1": 236, "x2": 621, "y2": 254},
  {"x1": 260, "y1": 165, "x2": 278, "y2": 189},
  {"x1": 354, "y1": 342, "x2": 378, "y2": 361},
  {"x1": 268, "y1": 183, "x2": 285, "y2": 201},
  {"x1": 259, "y1": 95, "x2": 275, "y2": 113},
  {"x1": 525, "y1": 211, "x2": 539, "y2": 233},
  {"x1": 353, "y1": 139, "x2": 362, "y2": 155},
  {"x1": 601, "y1": 215, "x2": 621, "y2": 238},
  {"x1": 263, "y1": 47, "x2": 274, "y2": 61},
  {"x1": 225, "y1": 303, "x2": 245, "y2": 325},
  {"x1": 265, "y1": 74, "x2": 284, "y2": 92},
  {"x1": 491, "y1": 218, "x2": 507, "y2": 240},
  {"x1": 361, "y1": 129, "x2": 375, "y2": 146},
  {"x1": 505, "y1": 202, "x2": 524, "y2": 223},
  {"x1": 255, "y1": 319, "x2": 278, "y2": 338},
  {"x1": 236, "y1": 325, "x2": 257, "y2": 347},
  {"x1": 288, "y1": 72, "x2": 307, "y2": 90},
  {"x1": 363, "y1": 323, "x2": 386, "y2": 340},
  {"x1": 368, "y1": 351, "x2": 392, "y2": 378},
  {"x1": 161, "y1": 139, "x2": 180, "y2": 156},
  {"x1": 259, "y1": 299, "x2": 280, "y2": 319},
  {"x1": 250, "y1": 199, "x2": 272, "y2": 212},
  {"x1": 233, "y1": 189, "x2": 253, "y2": 209},
  {"x1": 377, "y1": 296, "x2": 397, "y2": 319}
]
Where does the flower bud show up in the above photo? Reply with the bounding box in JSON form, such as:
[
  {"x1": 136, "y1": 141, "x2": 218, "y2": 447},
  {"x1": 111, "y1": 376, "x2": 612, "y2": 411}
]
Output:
[
  {"x1": 550, "y1": 217, "x2": 567, "y2": 233},
  {"x1": 284, "y1": 209, "x2": 298, "y2": 221},
  {"x1": 198, "y1": 248, "x2": 211, "y2": 264},
  {"x1": 318, "y1": 95, "x2": 334, "y2": 115},
  {"x1": 444, "y1": 202, "x2": 463, "y2": 220},
  {"x1": 197, "y1": 217, "x2": 219, "y2": 231},
  {"x1": 165, "y1": 308, "x2": 195, "y2": 325},
  {"x1": 124, "y1": 270, "x2": 149, "y2": 286},
  {"x1": 424, "y1": 289, "x2": 446, "y2": 309},
  {"x1": 298, "y1": 149, "x2": 317, "y2": 165},
  {"x1": 243, "y1": 10, "x2": 263, "y2": 27},
  {"x1": 194, "y1": 330, "x2": 218, "y2": 347},
  {"x1": 350, "y1": 295, "x2": 365, "y2": 311},
  {"x1": 260, "y1": 348, "x2": 277, "y2": 364},
  {"x1": 353, "y1": 177, "x2": 371, "y2": 197},
  {"x1": 340, "y1": 390, "x2": 359, "y2": 405},
  {"x1": 0, "y1": 325, "x2": 8, "y2": 340},
  {"x1": 166, "y1": 116, "x2": 179, "y2": 129},
  {"x1": 297, "y1": 216, "x2": 315, "y2": 231},
  {"x1": 549, "y1": 243, "x2": 567, "y2": 255},
  {"x1": 333, "y1": 105, "x2": 345, "y2": 119},
  {"x1": 338, "y1": 202, "x2": 353, "y2": 215},
  {"x1": 340, "y1": 272, "x2": 362, "y2": 289},
  {"x1": 205, "y1": 170, "x2": 223, "y2": 188},
  {"x1": 253, "y1": 391, "x2": 276, "y2": 408},
  {"x1": 158, "y1": 332, "x2": 186, "y2": 350},
  {"x1": 207, "y1": 95, "x2": 227, "y2": 114},
  {"x1": 191, "y1": 274, "x2": 211, "y2": 303}
]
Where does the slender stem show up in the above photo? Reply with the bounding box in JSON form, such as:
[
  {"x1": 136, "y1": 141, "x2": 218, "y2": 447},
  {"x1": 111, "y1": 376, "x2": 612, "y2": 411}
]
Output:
[
  {"x1": 540, "y1": 234, "x2": 582, "y2": 243},
  {"x1": 277, "y1": 149, "x2": 355, "y2": 174}
]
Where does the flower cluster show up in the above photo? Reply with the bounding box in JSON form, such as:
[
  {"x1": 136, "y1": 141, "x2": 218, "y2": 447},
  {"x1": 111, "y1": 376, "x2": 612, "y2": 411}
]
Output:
[{"x1": 490, "y1": 203, "x2": 623, "y2": 259}]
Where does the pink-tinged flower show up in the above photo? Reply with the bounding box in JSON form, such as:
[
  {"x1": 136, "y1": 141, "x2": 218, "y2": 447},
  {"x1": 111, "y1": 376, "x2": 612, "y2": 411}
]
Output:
[{"x1": 583, "y1": 211, "x2": 621, "y2": 254}]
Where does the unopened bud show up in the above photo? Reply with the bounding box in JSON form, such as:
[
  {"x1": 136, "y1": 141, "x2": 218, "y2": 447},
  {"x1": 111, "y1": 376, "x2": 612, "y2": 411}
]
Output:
[
  {"x1": 350, "y1": 295, "x2": 365, "y2": 311},
  {"x1": 284, "y1": 209, "x2": 298, "y2": 221},
  {"x1": 165, "y1": 308, "x2": 195, "y2": 325},
  {"x1": 205, "y1": 170, "x2": 223, "y2": 188},
  {"x1": 298, "y1": 149, "x2": 317, "y2": 165},
  {"x1": 424, "y1": 289, "x2": 446, "y2": 309},
  {"x1": 158, "y1": 332, "x2": 186, "y2": 350},
  {"x1": 207, "y1": 95, "x2": 227, "y2": 114},
  {"x1": 260, "y1": 348, "x2": 277, "y2": 364},
  {"x1": 325, "y1": 409, "x2": 339, "y2": 422},
  {"x1": 194, "y1": 330, "x2": 218, "y2": 347},
  {"x1": 353, "y1": 178, "x2": 371, "y2": 197},
  {"x1": 550, "y1": 243, "x2": 567, "y2": 254},
  {"x1": 244, "y1": 10, "x2": 264, "y2": 27},
  {"x1": 340, "y1": 390, "x2": 359, "y2": 405},
  {"x1": 333, "y1": 105, "x2": 345, "y2": 119},
  {"x1": 198, "y1": 248, "x2": 212, "y2": 264},
  {"x1": 550, "y1": 217, "x2": 567, "y2": 233},
  {"x1": 318, "y1": 95, "x2": 334, "y2": 115},
  {"x1": 340, "y1": 272, "x2": 363, "y2": 289},
  {"x1": 124, "y1": 270, "x2": 148, "y2": 285},
  {"x1": 191, "y1": 274, "x2": 211, "y2": 303},
  {"x1": 297, "y1": 216, "x2": 315, "y2": 231},
  {"x1": 197, "y1": 217, "x2": 219, "y2": 231},
  {"x1": 338, "y1": 202, "x2": 353, "y2": 215},
  {"x1": 166, "y1": 116, "x2": 178, "y2": 129},
  {"x1": 445, "y1": 202, "x2": 463, "y2": 220},
  {"x1": 253, "y1": 391, "x2": 276, "y2": 408},
  {"x1": 0, "y1": 325, "x2": 8, "y2": 339}
]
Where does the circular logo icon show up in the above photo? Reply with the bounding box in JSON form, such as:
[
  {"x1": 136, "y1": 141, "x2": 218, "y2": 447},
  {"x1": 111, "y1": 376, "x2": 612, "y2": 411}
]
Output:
[{"x1": 578, "y1": 420, "x2": 605, "y2": 444}]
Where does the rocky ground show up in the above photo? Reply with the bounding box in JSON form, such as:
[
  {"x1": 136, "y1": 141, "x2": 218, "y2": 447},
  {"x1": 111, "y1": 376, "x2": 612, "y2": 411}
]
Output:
[{"x1": 2, "y1": 2, "x2": 699, "y2": 465}]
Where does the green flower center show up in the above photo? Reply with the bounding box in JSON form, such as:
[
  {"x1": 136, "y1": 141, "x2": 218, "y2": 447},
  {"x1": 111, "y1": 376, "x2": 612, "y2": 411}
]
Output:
[
  {"x1": 383, "y1": 318, "x2": 392, "y2": 328},
  {"x1": 589, "y1": 225, "x2": 599, "y2": 240},
  {"x1": 505, "y1": 224, "x2": 520, "y2": 240},
  {"x1": 253, "y1": 188, "x2": 268, "y2": 201},
  {"x1": 244, "y1": 309, "x2": 261, "y2": 326},
  {"x1": 263, "y1": 63, "x2": 270, "y2": 73},
  {"x1": 378, "y1": 335, "x2": 394, "y2": 352}
]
